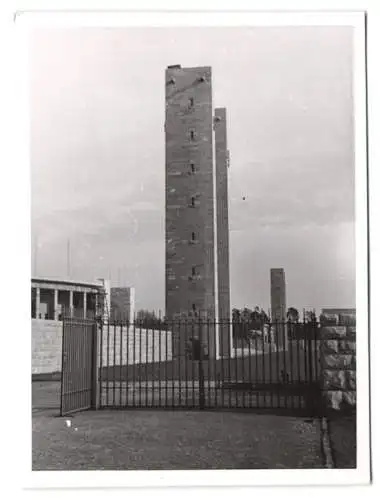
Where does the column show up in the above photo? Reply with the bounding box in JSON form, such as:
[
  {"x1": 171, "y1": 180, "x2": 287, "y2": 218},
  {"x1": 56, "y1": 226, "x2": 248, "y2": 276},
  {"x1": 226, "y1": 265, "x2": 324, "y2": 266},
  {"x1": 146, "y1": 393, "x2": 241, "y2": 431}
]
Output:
[
  {"x1": 83, "y1": 292, "x2": 87, "y2": 319},
  {"x1": 54, "y1": 289, "x2": 59, "y2": 321},
  {"x1": 35, "y1": 287, "x2": 40, "y2": 319},
  {"x1": 69, "y1": 290, "x2": 74, "y2": 317}
]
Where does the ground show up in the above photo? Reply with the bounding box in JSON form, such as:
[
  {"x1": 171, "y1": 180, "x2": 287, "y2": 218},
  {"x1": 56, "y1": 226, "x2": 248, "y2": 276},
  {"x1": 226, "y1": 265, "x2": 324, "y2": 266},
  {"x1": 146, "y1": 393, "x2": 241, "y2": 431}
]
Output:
[
  {"x1": 327, "y1": 413, "x2": 357, "y2": 468},
  {"x1": 32, "y1": 381, "x2": 325, "y2": 470},
  {"x1": 33, "y1": 410, "x2": 324, "y2": 470}
]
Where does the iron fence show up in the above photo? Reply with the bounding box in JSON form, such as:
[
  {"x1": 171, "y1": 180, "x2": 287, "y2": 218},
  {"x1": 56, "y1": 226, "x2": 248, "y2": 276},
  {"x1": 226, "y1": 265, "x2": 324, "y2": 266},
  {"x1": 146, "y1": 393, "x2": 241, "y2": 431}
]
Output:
[{"x1": 98, "y1": 319, "x2": 322, "y2": 414}]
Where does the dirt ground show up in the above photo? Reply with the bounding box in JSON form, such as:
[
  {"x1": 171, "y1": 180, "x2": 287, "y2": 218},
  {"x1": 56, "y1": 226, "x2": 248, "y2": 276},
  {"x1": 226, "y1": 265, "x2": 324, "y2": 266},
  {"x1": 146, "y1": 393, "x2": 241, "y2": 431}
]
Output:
[{"x1": 32, "y1": 382, "x2": 325, "y2": 470}]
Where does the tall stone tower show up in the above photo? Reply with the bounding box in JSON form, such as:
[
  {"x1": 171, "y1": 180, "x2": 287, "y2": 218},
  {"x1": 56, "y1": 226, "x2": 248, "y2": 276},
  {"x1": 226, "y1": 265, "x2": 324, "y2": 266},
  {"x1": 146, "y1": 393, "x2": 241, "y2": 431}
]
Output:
[
  {"x1": 165, "y1": 65, "x2": 231, "y2": 358},
  {"x1": 214, "y1": 107, "x2": 231, "y2": 357},
  {"x1": 270, "y1": 268, "x2": 287, "y2": 321}
]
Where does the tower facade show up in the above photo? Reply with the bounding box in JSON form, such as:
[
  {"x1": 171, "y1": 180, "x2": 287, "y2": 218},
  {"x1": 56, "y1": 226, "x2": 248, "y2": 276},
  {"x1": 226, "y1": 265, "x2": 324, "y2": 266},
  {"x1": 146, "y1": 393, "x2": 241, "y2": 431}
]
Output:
[
  {"x1": 214, "y1": 108, "x2": 231, "y2": 357},
  {"x1": 270, "y1": 268, "x2": 287, "y2": 321},
  {"x1": 165, "y1": 65, "x2": 230, "y2": 358}
]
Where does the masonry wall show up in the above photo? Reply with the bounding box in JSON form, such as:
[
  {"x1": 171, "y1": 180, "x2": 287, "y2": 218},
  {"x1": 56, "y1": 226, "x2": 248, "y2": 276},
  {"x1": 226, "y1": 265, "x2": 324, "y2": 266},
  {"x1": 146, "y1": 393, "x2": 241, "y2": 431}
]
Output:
[
  {"x1": 270, "y1": 268, "x2": 286, "y2": 321},
  {"x1": 100, "y1": 325, "x2": 173, "y2": 368},
  {"x1": 165, "y1": 66, "x2": 216, "y2": 328},
  {"x1": 320, "y1": 316, "x2": 356, "y2": 411},
  {"x1": 32, "y1": 319, "x2": 62, "y2": 376}
]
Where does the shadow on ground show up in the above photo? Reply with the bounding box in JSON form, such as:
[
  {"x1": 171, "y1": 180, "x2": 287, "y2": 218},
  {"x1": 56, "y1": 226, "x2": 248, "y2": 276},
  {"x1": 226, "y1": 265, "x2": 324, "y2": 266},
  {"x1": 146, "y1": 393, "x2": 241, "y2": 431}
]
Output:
[{"x1": 328, "y1": 412, "x2": 356, "y2": 468}]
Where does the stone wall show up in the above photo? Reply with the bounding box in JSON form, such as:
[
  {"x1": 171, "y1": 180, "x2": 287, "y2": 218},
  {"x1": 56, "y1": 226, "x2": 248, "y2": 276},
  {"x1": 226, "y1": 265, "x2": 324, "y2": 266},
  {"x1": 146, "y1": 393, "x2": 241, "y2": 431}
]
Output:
[
  {"x1": 32, "y1": 319, "x2": 63, "y2": 375},
  {"x1": 320, "y1": 315, "x2": 356, "y2": 411}
]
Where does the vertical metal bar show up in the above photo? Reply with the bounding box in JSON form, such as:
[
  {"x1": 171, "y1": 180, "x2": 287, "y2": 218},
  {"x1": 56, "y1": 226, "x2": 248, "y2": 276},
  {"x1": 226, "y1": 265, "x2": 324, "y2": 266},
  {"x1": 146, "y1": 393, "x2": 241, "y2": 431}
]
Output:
[
  {"x1": 165, "y1": 320, "x2": 168, "y2": 407},
  {"x1": 99, "y1": 319, "x2": 103, "y2": 409},
  {"x1": 119, "y1": 322, "x2": 123, "y2": 406},
  {"x1": 91, "y1": 322, "x2": 98, "y2": 409},
  {"x1": 191, "y1": 320, "x2": 195, "y2": 408},
  {"x1": 275, "y1": 321, "x2": 280, "y2": 409},
  {"x1": 228, "y1": 320, "x2": 232, "y2": 408},
  {"x1": 241, "y1": 321, "x2": 246, "y2": 409},
  {"x1": 132, "y1": 318, "x2": 136, "y2": 407},
  {"x1": 247, "y1": 320, "x2": 252, "y2": 408},
  {"x1": 113, "y1": 322, "x2": 116, "y2": 406},
  {"x1": 307, "y1": 323, "x2": 314, "y2": 413},
  {"x1": 152, "y1": 322, "x2": 155, "y2": 407},
  {"x1": 78, "y1": 322, "x2": 82, "y2": 410},
  {"x1": 220, "y1": 319, "x2": 225, "y2": 408},
  {"x1": 184, "y1": 319, "x2": 188, "y2": 407},
  {"x1": 254, "y1": 323, "x2": 259, "y2": 409},
  {"x1": 125, "y1": 320, "x2": 129, "y2": 407},
  {"x1": 213, "y1": 318, "x2": 217, "y2": 408},
  {"x1": 303, "y1": 319, "x2": 308, "y2": 410},
  {"x1": 281, "y1": 320, "x2": 288, "y2": 409},
  {"x1": 172, "y1": 320, "x2": 175, "y2": 409},
  {"x1": 207, "y1": 319, "x2": 211, "y2": 407},
  {"x1": 262, "y1": 322, "x2": 266, "y2": 408},
  {"x1": 177, "y1": 320, "x2": 181, "y2": 408},
  {"x1": 60, "y1": 319, "x2": 66, "y2": 416},
  {"x1": 139, "y1": 321, "x2": 142, "y2": 408},
  {"x1": 235, "y1": 322, "x2": 239, "y2": 408},
  {"x1": 145, "y1": 325, "x2": 148, "y2": 407},
  {"x1": 158, "y1": 319, "x2": 161, "y2": 407},
  {"x1": 198, "y1": 316, "x2": 205, "y2": 410},
  {"x1": 268, "y1": 321, "x2": 273, "y2": 409},
  {"x1": 296, "y1": 321, "x2": 302, "y2": 408},
  {"x1": 288, "y1": 321, "x2": 294, "y2": 410},
  {"x1": 106, "y1": 320, "x2": 110, "y2": 406}
]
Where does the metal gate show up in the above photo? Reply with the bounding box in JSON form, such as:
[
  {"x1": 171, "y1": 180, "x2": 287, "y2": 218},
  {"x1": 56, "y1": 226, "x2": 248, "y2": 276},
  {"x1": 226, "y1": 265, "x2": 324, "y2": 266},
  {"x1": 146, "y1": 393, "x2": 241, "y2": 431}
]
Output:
[
  {"x1": 98, "y1": 319, "x2": 322, "y2": 415},
  {"x1": 60, "y1": 317, "x2": 98, "y2": 416}
]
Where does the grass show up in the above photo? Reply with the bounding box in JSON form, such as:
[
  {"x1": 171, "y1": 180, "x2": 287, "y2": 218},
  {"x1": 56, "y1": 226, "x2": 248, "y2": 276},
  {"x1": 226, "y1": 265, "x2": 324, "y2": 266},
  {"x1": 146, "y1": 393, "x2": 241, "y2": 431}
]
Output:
[
  {"x1": 33, "y1": 410, "x2": 324, "y2": 470},
  {"x1": 32, "y1": 380, "x2": 325, "y2": 470}
]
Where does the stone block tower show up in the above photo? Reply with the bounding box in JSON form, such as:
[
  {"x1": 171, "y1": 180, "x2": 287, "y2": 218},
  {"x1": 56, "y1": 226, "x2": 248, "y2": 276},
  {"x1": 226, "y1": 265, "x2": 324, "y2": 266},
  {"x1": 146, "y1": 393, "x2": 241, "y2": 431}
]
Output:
[
  {"x1": 165, "y1": 65, "x2": 231, "y2": 358},
  {"x1": 270, "y1": 268, "x2": 287, "y2": 321}
]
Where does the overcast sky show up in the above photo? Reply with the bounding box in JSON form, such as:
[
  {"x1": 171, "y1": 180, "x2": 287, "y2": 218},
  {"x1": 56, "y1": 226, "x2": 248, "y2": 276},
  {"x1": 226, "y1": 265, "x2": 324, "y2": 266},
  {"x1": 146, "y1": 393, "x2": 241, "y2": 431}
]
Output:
[{"x1": 29, "y1": 26, "x2": 355, "y2": 314}]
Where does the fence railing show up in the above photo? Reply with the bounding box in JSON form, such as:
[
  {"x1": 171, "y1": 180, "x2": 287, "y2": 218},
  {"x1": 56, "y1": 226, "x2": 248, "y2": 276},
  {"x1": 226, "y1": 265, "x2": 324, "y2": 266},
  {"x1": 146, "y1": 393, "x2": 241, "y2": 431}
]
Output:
[{"x1": 97, "y1": 319, "x2": 322, "y2": 413}]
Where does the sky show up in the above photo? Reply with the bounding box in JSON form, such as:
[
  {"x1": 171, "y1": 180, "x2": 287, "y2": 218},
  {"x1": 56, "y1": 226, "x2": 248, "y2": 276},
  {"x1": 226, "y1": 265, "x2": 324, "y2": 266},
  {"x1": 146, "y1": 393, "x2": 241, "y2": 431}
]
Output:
[{"x1": 29, "y1": 26, "x2": 356, "y2": 315}]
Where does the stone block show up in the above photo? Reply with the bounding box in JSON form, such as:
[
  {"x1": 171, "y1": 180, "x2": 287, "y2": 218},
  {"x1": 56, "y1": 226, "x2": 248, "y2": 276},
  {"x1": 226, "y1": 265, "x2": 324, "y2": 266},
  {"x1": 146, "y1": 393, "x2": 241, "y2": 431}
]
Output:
[
  {"x1": 323, "y1": 369, "x2": 346, "y2": 390},
  {"x1": 347, "y1": 326, "x2": 356, "y2": 337},
  {"x1": 321, "y1": 326, "x2": 347, "y2": 338},
  {"x1": 323, "y1": 339, "x2": 339, "y2": 353},
  {"x1": 325, "y1": 390, "x2": 343, "y2": 410},
  {"x1": 339, "y1": 340, "x2": 356, "y2": 353},
  {"x1": 323, "y1": 353, "x2": 353, "y2": 369},
  {"x1": 346, "y1": 370, "x2": 356, "y2": 391},
  {"x1": 343, "y1": 391, "x2": 356, "y2": 406}
]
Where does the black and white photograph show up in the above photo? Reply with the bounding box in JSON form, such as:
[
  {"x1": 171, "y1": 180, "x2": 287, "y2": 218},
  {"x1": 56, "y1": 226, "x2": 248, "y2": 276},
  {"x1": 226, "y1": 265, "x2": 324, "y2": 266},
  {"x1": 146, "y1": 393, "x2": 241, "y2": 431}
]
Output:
[{"x1": 17, "y1": 8, "x2": 370, "y2": 487}]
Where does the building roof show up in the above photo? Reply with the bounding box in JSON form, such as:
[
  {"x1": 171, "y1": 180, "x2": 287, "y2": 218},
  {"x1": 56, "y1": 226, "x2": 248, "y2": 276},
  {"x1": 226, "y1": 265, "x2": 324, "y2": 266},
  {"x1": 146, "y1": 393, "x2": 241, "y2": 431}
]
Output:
[{"x1": 31, "y1": 276, "x2": 105, "y2": 289}]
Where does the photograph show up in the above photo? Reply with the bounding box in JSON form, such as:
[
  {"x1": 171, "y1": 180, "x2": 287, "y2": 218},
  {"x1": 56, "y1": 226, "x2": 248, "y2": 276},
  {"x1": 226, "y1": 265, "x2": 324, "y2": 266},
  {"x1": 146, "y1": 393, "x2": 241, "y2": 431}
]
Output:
[{"x1": 26, "y1": 11, "x2": 369, "y2": 483}]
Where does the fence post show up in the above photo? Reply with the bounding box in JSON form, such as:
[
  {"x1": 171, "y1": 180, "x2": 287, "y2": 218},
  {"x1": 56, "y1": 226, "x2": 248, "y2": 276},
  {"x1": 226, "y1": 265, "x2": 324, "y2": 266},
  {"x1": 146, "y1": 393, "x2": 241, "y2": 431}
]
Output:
[
  {"x1": 198, "y1": 316, "x2": 205, "y2": 410},
  {"x1": 91, "y1": 320, "x2": 100, "y2": 410}
]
